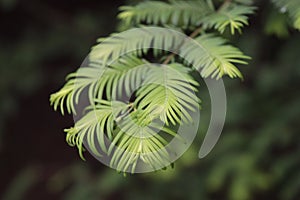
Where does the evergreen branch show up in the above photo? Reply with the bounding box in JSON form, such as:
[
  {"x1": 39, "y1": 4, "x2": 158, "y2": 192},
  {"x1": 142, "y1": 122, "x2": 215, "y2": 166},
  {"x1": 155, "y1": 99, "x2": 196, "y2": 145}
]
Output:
[
  {"x1": 91, "y1": 27, "x2": 249, "y2": 80},
  {"x1": 50, "y1": 0, "x2": 255, "y2": 173},
  {"x1": 162, "y1": 0, "x2": 252, "y2": 65}
]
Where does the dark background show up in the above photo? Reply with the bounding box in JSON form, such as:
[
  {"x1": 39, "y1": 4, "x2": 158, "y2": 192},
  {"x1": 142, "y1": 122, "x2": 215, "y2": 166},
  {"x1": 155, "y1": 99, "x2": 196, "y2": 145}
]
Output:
[{"x1": 1, "y1": 0, "x2": 300, "y2": 199}]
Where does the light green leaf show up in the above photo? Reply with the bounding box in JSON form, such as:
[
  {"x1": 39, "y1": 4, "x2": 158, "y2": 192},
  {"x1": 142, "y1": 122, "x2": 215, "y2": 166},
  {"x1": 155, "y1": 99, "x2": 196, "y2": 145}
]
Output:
[
  {"x1": 202, "y1": 4, "x2": 255, "y2": 34},
  {"x1": 180, "y1": 34, "x2": 250, "y2": 79}
]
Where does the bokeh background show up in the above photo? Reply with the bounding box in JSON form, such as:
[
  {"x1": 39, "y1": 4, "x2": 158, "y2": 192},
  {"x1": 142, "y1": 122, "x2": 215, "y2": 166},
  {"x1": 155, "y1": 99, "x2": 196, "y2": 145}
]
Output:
[{"x1": 1, "y1": 0, "x2": 300, "y2": 199}]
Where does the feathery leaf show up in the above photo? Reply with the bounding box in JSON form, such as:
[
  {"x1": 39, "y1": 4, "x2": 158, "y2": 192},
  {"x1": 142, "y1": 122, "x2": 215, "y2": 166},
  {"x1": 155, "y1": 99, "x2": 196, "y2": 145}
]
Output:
[
  {"x1": 50, "y1": 55, "x2": 149, "y2": 115},
  {"x1": 118, "y1": 0, "x2": 212, "y2": 29},
  {"x1": 202, "y1": 4, "x2": 255, "y2": 34},
  {"x1": 109, "y1": 109, "x2": 177, "y2": 173},
  {"x1": 180, "y1": 34, "x2": 250, "y2": 79},
  {"x1": 90, "y1": 27, "x2": 184, "y2": 62},
  {"x1": 65, "y1": 100, "x2": 129, "y2": 159},
  {"x1": 135, "y1": 63, "x2": 200, "y2": 126},
  {"x1": 91, "y1": 27, "x2": 249, "y2": 79}
]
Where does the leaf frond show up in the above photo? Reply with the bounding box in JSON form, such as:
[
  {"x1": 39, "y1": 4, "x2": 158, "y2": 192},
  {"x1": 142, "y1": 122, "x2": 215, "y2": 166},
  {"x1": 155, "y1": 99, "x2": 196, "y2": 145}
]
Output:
[
  {"x1": 202, "y1": 4, "x2": 255, "y2": 34},
  {"x1": 90, "y1": 27, "x2": 185, "y2": 62},
  {"x1": 180, "y1": 34, "x2": 250, "y2": 79},
  {"x1": 135, "y1": 64, "x2": 200, "y2": 126},
  {"x1": 118, "y1": 0, "x2": 213, "y2": 29},
  {"x1": 109, "y1": 109, "x2": 177, "y2": 173},
  {"x1": 50, "y1": 0, "x2": 254, "y2": 173},
  {"x1": 91, "y1": 27, "x2": 249, "y2": 79},
  {"x1": 65, "y1": 100, "x2": 129, "y2": 159},
  {"x1": 50, "y1": 55, "x2": 149, "y2": 115}
]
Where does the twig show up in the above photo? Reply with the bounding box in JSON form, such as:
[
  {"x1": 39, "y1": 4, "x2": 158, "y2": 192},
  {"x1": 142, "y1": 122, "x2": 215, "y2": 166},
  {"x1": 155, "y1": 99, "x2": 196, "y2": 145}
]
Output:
[
  {"x1": 162, "y1": 27, "x2": 202, "y2": 65},
  {"x1": 115, "y1": 103, "x2": 134, "y2": 123}
]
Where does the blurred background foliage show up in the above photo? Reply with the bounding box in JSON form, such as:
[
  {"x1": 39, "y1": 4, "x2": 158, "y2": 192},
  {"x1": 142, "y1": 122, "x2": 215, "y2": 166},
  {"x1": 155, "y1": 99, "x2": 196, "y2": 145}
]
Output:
[{"x1": 1, "y1": 0, "x2": 300, "y2": 199}]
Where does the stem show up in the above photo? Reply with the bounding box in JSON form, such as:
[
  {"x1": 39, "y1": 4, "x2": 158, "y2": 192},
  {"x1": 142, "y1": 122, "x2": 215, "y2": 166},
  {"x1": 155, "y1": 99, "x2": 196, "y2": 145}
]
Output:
[
  {"x1": 162, "y1": 27, "x2": 202, "y2": 65},
  {"x1": 115, "y1": 103, "x2": 134, "y2": 123},
  {"x1": 218, "y1": 0, "x2": 232, "y2": 11}
]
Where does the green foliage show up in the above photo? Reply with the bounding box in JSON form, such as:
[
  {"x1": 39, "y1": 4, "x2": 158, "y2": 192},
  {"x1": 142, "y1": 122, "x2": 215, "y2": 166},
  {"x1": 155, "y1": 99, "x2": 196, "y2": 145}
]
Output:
[
  {"x1": 201, "y1": 4, "x2": 255, "y2": 34},
  {"x1": 180, "y1": 34, "x2": 250, "y2": 78},
  {"x1": 90, "y1": 28, "x2": 184, "y2": 62},
  {"x1": 51, "y1": 0, "x2": 254, "y2": 173},
  {"x1": 118, "y1": 0, "x2": 213, "y2": 29},
  {"x1": 272, "y1": 0, "x2": 300, "y2": 30},
  {"x1": 50, "y1": 55, "x2": 148, "y2": 115},
  {"x1": 118, "y1": 0, "x2": 255, "y2": 34},
  {"x1": 65, "y1": 100, "x2": 129, "y2": 159},
  {"x1": 108, "y1": 115, "x2": 177, "y2": 173},
  {"x1": 134, "y1": 63, "x2": 200, "y2": 125},
  {"x1": 4, "y1": 0, "x2": 300, "y2": 199}
]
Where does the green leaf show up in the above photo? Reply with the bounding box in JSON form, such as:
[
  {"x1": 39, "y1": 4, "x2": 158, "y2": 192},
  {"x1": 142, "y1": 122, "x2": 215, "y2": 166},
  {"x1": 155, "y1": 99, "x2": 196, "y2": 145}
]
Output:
[
  {"x1": 50, "y1": 55, "x2": 148, "y2": 115},
  {"x1": 135, "y1": 63, "x2": 200, "y2": 126},
  {"x1": 90, "y1": 27, "x2": 184, "y2": 63},
  {"x1": 49, "y1": 0, "x2": 253, "y2": 173},
  {"x1": 91, "y1": 27, "x2": 249, "y2": 79},
  {"x1": 180, "y1": 34, "x2": 250, "y2": 79},
  {"x1": 65, "y1": 100, "x2": 129, "y2": 159},
  {"x1": 118, "y1": 0, "x2": 213, "y2": 29},
  {"x1": 202, "y1": 4, "x2": 255, "y2": 34},
  {"x1": 109, "y1": 109, "x2": 177, "y2": 173}
]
